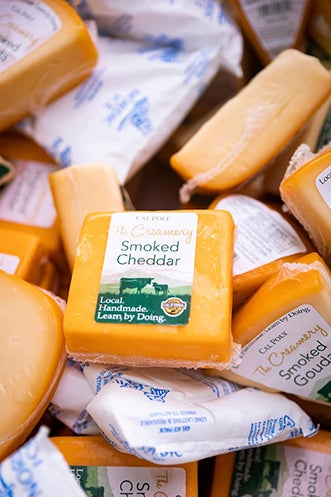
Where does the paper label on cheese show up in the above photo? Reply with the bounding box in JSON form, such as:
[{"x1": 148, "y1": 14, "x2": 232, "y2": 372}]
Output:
[
  {"x1": 315, "y1": 164, "x2": 331, "y2": 208},
  {"x1": 95, "y1": 212, "x2": 197, "y2": 325},
  {"x1": 71, "y1": 466, "x2": 185, "y2": 497},
  {"x1": 237, "y1": 0, "x2": 309, "y2": 59},
  {"x1": 0, "y1": 160, "x2": 56, "y2": 228},
  {"x1": 214, "y1": 195, "x2": 306, "y2": 275},
  {"x1": 0, "y1": 252, "x2": 20, "y2": 273},
  {"x1": 229, "y1": 444, "x2": 331, "y2": 496},
  {"x1": 231, "y1": 304, "x2": 331, "y2": 401},
  {"x1": 0, "y1": 0, "x2": 61, "y2": 72}
]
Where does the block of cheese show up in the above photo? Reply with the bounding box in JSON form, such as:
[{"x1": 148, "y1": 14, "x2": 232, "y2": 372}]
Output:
[
  {"x1": 210, "y1": 193, "x2": 313, "y2": 308},
  {"x1": 170, "y1": 49, "x2": 331, "y2": 202},
  {"x1": 0, "y1": 0, "x2": 97, "y2": 133},
  {"x1": 263, "y1": 95, "x2": 331, "y2": 196},
  {"x1": 0, "y1": 225, "x2": 49, "y2": 284},
  {"x1": 64, "y1": 209, "x2": 236, "y2": 368},
  {"x1": 0, "y1": 270, "x2": 66, "y2": 460},
  {"x1": 307, "y1": 0, "x2": 331, "y2": 57},
  {"x1": 0, "y1": 158, "x2": 67, "y2": 272},
  {"x1": 231, "y1": 0, "x2": 312, "y2": 65},
  {"x1": 280, "y1": 147, "x2": 331, "y2": 265},
  {"x1": 51, "y1": 435, "x2": 198, "y2": 497},
  {"x1": 210, "y1": 429, "x2": 331, "y2": 497},
  {"x1": 218, "y1": 252, "x2": 331, "y2": 405},
  {"x1": 49, "y1": 163, "x2": 125, "y2": 271}
]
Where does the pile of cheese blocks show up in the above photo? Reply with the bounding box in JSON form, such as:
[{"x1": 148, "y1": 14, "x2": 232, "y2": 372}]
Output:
[{"x1": 0, "y1": 0, "x2": 331, "y2": 496}]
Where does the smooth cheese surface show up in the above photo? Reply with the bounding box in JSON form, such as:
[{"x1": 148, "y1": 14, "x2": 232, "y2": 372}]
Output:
[
  {"x1": 0, "y1": 270, "x2": 66, "y2": 460},
  {"x1": 64, "y1": 210, "x2": 236, "y2": 369},
  {"x1": 0, "y1": 0, "x2": 98, "y2": 133},
  {"x1": 210, "y1": 193, "x2": 313, "y2": 308},
  {"x1": 51, "y1": 436, "x2": 198, "y2": 497},
  {"x1": 280, "y1": 147, "x2": 331, "y2": 265},
  {"x1": 170, "y1": 49, "x2": 331, "y2": 201},
  {"x1": 49, "y1": 163, "x2": 125, "y2": 270},
  {"x1": 0, "y1": 225, "x2": 49, "y2": 285},
  {"x1": 220, "y1": 252, "x2": 331, "y2": 404}
]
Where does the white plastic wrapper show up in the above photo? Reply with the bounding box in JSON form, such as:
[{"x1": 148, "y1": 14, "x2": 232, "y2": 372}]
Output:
[
  {"x1": 17, "y1": 1, "x2": 243, "y2": 184},
  {"x1": 49, "y1": 359, "x2": 100, "y2": 435},
  {"x1": 0, "y1": 426, "x2": 87, "y2": 496},
  {"x1": 84, "y1": 365, "x2": 318, "y2": 465}
]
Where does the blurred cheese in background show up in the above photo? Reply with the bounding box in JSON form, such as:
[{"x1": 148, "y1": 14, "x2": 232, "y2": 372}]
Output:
[
  {"x1": 230, "y1": 0, "x2": 312, "y2": 65},
  {"x1": 209, "y1": 193, "x2": 313, "y2": 308},
  {"x1": 307, "y1": 0, "x2": 331, "y2": 58},
  {"x1": 49, "y1": 163, "x2": 125, "y2": 271},
  {"x1": 170, "y1": 49, "x2": 331, "y2": 203},
  {"x1": 0, "y1": 271, "x2": 66, "y2": 460},
  {"x1": 0, "y1": 0, "x2": 98, "y2": 134},
  {"x1": 219, "y1": 252, "x2": 331, "y2": 406},
  {"x1": 280, "y1": 146, "x2": 331, "y2": 265}
]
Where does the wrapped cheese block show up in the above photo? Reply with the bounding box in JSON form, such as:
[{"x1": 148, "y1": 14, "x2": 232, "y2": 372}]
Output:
[
  {"x1": 64, "y1": 209, "x2": 237, "y2": 369},
  {"x1": 0, "y1": 271, "x2": 66, "y2": 460},
  {"x1": 0, "y1": 0, "x2": 98, "y2": 132},
  {"x1": 280, "y1": 146, "x2": 331, "y2": 265},
  {"x1": 170, "y1": 49, "x2": 331, "y2": 202}
]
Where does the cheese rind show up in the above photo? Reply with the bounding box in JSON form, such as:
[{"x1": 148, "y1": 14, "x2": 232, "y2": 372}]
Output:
[
  {"x1": 49, "y1": 163, "x2": 125, "y2": 270},
  {"x1": 0, "y1": 271, "x2": 66, "y2": 460},
  {"x1": 170, "y1": 49, "x2": 331, "y2": 201},
  {"x1": 0, "y1": 0, "x2": 97, "y2": 132},
  {"x1": 64, "y1": 210, "x2": 236, "y2": 369}
]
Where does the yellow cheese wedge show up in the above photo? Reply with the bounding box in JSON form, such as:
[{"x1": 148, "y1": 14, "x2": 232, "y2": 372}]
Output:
[
  {"x1": 0, "y1": 270, "x2": 66, "y2": 461},
  {"x1": 49, "y1": 163, "x2": 125, "y2": 271},
  {"x1": 0, "y1": 0, "x2": 97, "y2": 133},
  {"x1": 307, "y1": 0, "x2": 331, "y2": 58},
  {"x1": 51, "y1": 435, "x2": 198, "y2": 497},
  {"x1": 0, "y1": 225, "x2": 49, "y2": 285},
  {"x1": 217, "y1": 252, "x2": 331, "y2": 405},
  {"x1": 231, "y1": 0, "x2": 312, "y2": 65},
  {"x1": 280, "y1": 147, "x2": 331, "y2": 265},
  {"x1": 64, "y1": 209, "x2": 236, "y2": 369},
  {"x1": 170, "y1": 49, "x2": 331, "y2": 202},
  {"x1": 210, "y1": 429, "x2": 331, "y2": 497},
  {"x1": 209, "y1": 193, "x2": 313, "y2": 308}
]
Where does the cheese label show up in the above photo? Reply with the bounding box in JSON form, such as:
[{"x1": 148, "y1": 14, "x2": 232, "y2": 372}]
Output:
[
  {"x1": 315, "y1": 164, "x2": 331, "y2": 208},
  {"x1": 0, "y1": 160, "x2": 57, "y2": 228},
  {"x1": 95, "y1": 212, "x2": 198, "y2": 326},
  {"x1": 228, "y1": 444, "x2": 331, "y2": 497},
  {"x1": 231, "y1": 304, "x2": 331, "y2": 401},
  {"x1": 0, "y1": 0, "x2": 61, "y2": 72},
  {"x1": 71, "y1": 466, "x2": 186, "y2": 497},
  {"x1": 214, "y1": 195, "x2": 306, "y2": 275},
  {"x1": 0, "y1": 252, "x2": 20, "y2": 273}
]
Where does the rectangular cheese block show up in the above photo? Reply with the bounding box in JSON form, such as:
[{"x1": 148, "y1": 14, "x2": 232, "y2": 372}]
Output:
[
  {"x1": 0, "y1": 0, "x2": 97, "y2": 133},
  {"x1": 218, "y1": 252, "x2": 331, "y2": 405},
  {"x1": 210, "y1": 429, "x2": 331, "y2": 497},
  {"x1": 170, "y1": 49, "x2": 331, "y2": 202},
  {"x1": 0, "y1": 270, "x2": 66, "y2": 460},
  {"x1": 51, "y1": 435, "x2": 198, "y2": 497},
  {"x1": 0, "y1": 225, "x2": 49, "y2": 285},
  {"x1": 49, "y1": 163, "x2": 125, "y2": 270},
  {"x1": 280, "y1": 147, "x2": 331, "y2": 265},
  {"x1": 64, "y1": 209, "x2": 236, "y2": 369}
]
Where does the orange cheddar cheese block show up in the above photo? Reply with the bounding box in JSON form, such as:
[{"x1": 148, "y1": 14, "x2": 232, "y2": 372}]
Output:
[
  {"x1": 170, "y1": 49, "x2": 331, "y2": 202},
  {"x1": 231, "y1": 0, "x2": 312, "y2": 65},
  {"x1": 0, "y1": 0, "x2": 97, "y2": 133},
  {"x1": 51, "y1": 435, "x2": 198, "y2": 497},
  {"x1": 0, "y1": 225, "x2": 49, "y2": 285},
  {"x1": 210, "y1": 429, "x2": 331, "y2": 497},
  {"x1": 209, "y1": 193, "x2": 313, "y2": 308},
  {"x1": 280, "y1": 147, "x2": 331, "y2": 265},
  {"x1": 64, "y1": 210, "x2": 236, "y2": 369},
  {"x1": 0, "y1": 270, "x2": 66, "y2": 461},
  {"x1": 218, "y1": 252, "x2": 331, "y2": 405},
  {"x1": 49, "y1": 163, "x2": 125, "y2": 271}
]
